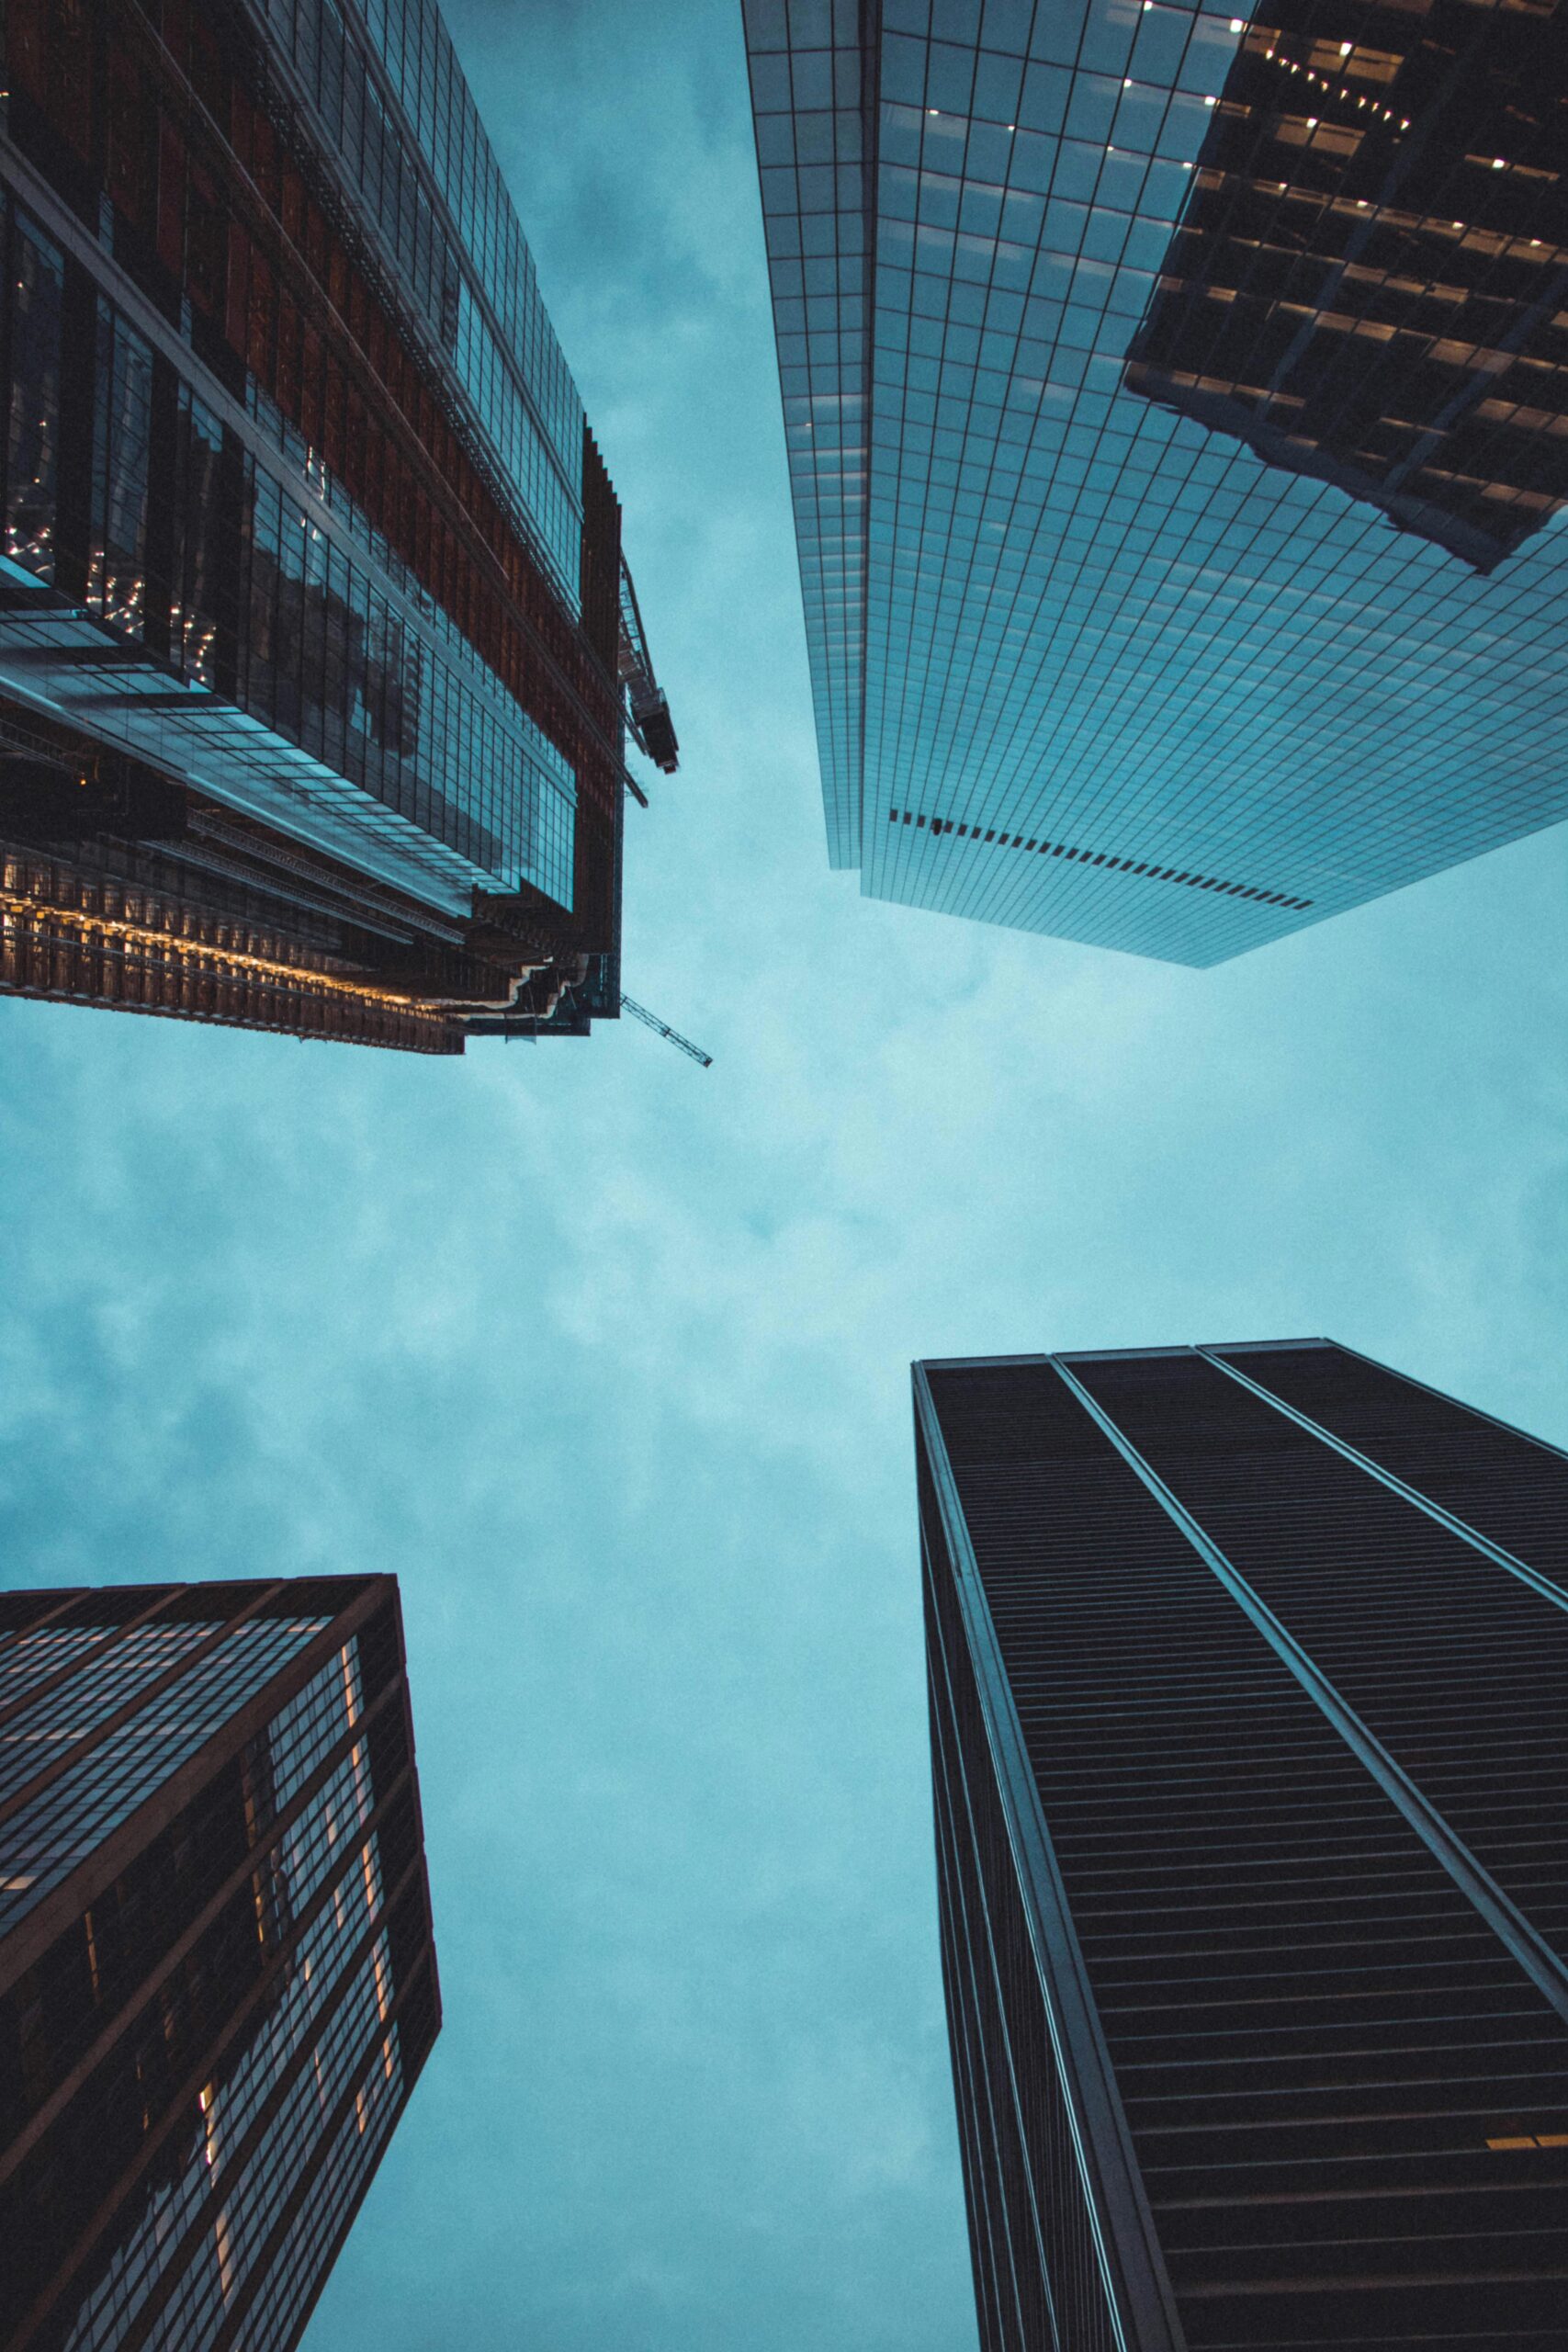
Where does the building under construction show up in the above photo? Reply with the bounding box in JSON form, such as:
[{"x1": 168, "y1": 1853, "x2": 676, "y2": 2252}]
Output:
[{"x1": 0, "y1": 0, "x2": 676, "y2": 1055}]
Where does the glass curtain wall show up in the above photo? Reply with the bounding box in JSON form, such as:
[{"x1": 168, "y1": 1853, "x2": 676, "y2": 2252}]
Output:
[{"x1": 746, "y1": 0, "x2": 1568, "y2": 966}]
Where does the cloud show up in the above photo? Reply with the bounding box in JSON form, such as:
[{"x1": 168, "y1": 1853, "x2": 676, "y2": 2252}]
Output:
[{"x1": 3, "y1": 2, "x2": 1568, "y2": 2347}]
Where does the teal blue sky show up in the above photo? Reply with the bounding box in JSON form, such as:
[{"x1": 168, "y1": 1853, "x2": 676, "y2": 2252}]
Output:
[{"x1": 5, "y1": 2, "x2": 1568, "y2": 2346}]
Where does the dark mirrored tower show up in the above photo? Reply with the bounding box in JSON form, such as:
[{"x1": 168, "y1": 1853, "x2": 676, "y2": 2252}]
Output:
[
  {"x1": 0, "y1": 1575, "x2": 439, "y2": 2352},
  {"x1": 916, "y1": 1339, "x2": 1568, "y2": 2350}
]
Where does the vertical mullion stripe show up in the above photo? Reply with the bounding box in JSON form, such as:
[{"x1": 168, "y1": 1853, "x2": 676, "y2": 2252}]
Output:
[
  {"x1": 1200, "y1": 1344, "x2": 1568, "y2": 1616},
  {"x1": 917, "y1": 1367, "x2": 1188, "y2": 2352},
  {"x1": 1048, "y1": 1353, "x2": 1568, "y2": 2037}
]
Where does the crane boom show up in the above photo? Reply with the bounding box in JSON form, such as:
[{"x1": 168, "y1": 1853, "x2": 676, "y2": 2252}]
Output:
[{"x1": 620, "y1": 994, "x2": 712, "y2": 1068}]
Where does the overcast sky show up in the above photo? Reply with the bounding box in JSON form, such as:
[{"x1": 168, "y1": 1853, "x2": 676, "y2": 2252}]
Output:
[{"x1": 4, "y1": 2, "x2": 1568, "y2": 2347}]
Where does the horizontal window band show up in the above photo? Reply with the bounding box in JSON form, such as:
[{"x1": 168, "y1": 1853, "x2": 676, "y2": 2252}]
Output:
[{"x1": 887, "y1": 808, "x2": 1312, "y2": 911}]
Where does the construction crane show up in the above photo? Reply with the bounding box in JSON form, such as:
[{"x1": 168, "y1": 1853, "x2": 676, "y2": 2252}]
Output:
[
  {"x1": 620, "y1": 993, "x2": 712, "y2": 1068},
  {"x1": 617, "y1": 560, "x2": 680, "y2": 774}
]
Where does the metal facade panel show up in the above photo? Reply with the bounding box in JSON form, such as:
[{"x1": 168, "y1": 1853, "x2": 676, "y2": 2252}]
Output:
[
  {"x1": 919, "y1": 1369, "x2": 1186, "y2": 2352},
  {"x1": 918, "y1": 1343, "x2": 1568, "y2": 2350}
]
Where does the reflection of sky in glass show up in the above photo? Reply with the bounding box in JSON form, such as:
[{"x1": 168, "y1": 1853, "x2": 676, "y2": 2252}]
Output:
[
  {"x1": 748, "y1": 0, "x2": 1568, "y2": 966},
  {"x1": 0, "y1": 193, "x2": 577, "y2": 919},
  {"x1": 268, "y1": 0, "x2": 587, "y2": 603}
]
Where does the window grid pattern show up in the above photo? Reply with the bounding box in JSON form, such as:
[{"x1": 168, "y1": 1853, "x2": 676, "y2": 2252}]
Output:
[
  {"x1": 50, "y1": 1670, "x2": 394, "y2": 2352},
  {"x1": 0, "y1": 1619, "x2": 328, "y2": 1936},
  {"x1": 0, "y1": 1582, "x2": 435, "y2": 2352},
  {"x1": 257, "y1": 0, "x2": 586, "y2": 597},
  {"x1": 127, "y1": 1939, "x2": 400, "y2": 2352},
  {"x1": 746, "y1": 0, "x2": 872, "y2": 867},
  {"x1": 749, "y1": 0, "x2": 1568, "y2": 967},
  {"x1": 921, "y1": 1443, "x2": 1127, "y2": 2352},
  {"x1": 1123, "y1": 4, "x2": 1568, "y2": 577},
  {"x1": 0, "y1": 1627, "x2": 122, "y2": 1714},
  {"x1": 228, "y1": 2011, "x2": 407, "y2": 2352},
  {"x1": 243, "y1": 459, "x2": 575, "y2": 904},
  {"x1": 0, "y1": 1622, "x2": 220, "y2": 1805},
  {"x1": 1224, "y1": 1343, "x2": 1568, "y2": 1595},
  {"x1": 1078, "y1": 1348, "x2": 1568, "y2": 1962},
  {"x1": 887, "y1": 799, "x2": 1312, "y2": 905},
  {"x1": 0, "y1": 202, "x2": 577, "y2": 912},
  {"x1": 54, "y1": 1826, "x2": 387, "y2": 2352},
  {"x1": 284, "y1": 1747, "x2": 382, "y2": 1924},
  {"x1": 921, "y1": 1353, "x2": 1568, "y2": 2351},
  {"x1": 267, "y1": 1643, "x2": 366, "y2": 1816}
]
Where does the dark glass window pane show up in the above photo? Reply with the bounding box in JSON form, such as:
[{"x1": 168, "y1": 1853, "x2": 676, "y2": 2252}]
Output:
[
  {"x1": 6, "y1": 218, "x2": 64, "y2": 583},
  {"x1": 174, "y1": 390, "x2": 226, "y2": 684},
  {"x1": 88, "y1": 305, "x2": 154, "y2": 638}
]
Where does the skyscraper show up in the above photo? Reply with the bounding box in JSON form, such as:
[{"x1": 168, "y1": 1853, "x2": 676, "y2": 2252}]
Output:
[
  {"x1": 0, "y1": 0, "x2": 676, "y2": 1053},
  {"x1": 916, "y1": 1339, "x2": 1568, "y2": 2351},
  {"x1": 745, "y1": 0, "x2": 1568, "y2": 965},
  {"x1": 0, "y1": 1574, "x2": 439, "y2": 2352},
  {"x1": 1123, "y1": 0, "x2": 1568, "y2": 579}
]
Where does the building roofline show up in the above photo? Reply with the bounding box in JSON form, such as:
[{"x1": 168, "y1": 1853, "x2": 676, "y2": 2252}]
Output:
[{"x1": 914, "y1": 1340, "x2": 1333, "y2": 1374}]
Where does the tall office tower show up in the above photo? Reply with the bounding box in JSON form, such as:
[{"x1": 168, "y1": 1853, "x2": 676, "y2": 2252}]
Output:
[
  {"x1": 0, "y1": 0, "x2": 676, "y2": 1054},
  {"x1": 0, "y1": 1576, "x2": 439, "y2": 2352},
  {"x1": 916, "y1": 1340, "x2": 1568, "y2": 2352},
  {"x1": 745, "y1": 1, "x2": 1568, "y2": 965}
]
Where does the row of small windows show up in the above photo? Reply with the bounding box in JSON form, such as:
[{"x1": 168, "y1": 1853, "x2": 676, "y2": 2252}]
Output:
[{"x1": 886, "y1": 807, "x2": 1312, "y2": 906}]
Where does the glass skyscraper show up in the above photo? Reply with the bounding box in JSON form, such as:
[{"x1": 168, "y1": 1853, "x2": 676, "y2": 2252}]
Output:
[
  {"x1": 0, "y1": 1573, "x2": 438, "y2": 2352},
  {"x1": 916, "y1": 1339, "x2": 1568, "y2": 2351},
  {"x1": 0, "y1": 0, "x2": 675, "y2": 1051},
  {"x1": 746, "y1": 0, "x2": 1568, "y2": 965}
]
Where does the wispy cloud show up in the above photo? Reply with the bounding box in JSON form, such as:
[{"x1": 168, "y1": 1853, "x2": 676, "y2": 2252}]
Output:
[{"x1": 3, "y1": 0, "x2": 1567, "y2": 2346}]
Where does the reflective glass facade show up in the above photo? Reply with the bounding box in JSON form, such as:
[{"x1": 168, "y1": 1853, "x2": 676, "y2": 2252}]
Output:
[
  {"x1": 747, "y1": 0, "x2": 1568, "y2": 966},
  {"x1": 917, "y1": 1340, "x2": 1568, "y2": 2351},
  {"x1": 0, "y1": 1575, "x2": 439, "y2": 2352},
  {"x1": 257, "y1": 0, "x2": 587, "y2": 600},
  {"x1": 0, "y1": 0, "x2": 667, "y2": 1049},
  {"x1": 1124, "y1": 1, "x2": 1568, "y2": 578}
]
